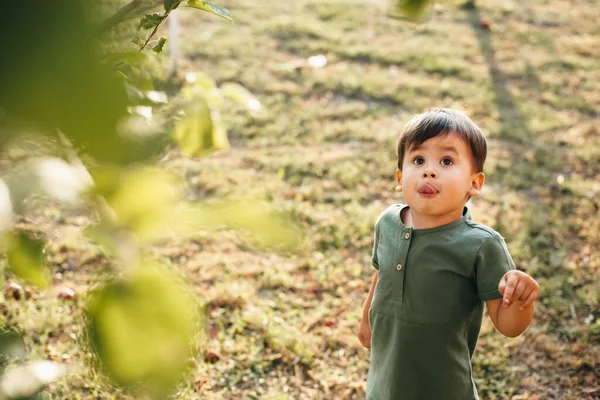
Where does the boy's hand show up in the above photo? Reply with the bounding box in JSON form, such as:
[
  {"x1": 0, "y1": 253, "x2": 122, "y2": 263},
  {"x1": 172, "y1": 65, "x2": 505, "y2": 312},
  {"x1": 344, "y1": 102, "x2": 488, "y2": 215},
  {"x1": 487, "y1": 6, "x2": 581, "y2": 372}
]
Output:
[
  {"x1": 498, "y1": 270, "x2": 540, "y2": 310},
  {"x1": 358, "y1": 319, "x2": 371, "y2": 348}
]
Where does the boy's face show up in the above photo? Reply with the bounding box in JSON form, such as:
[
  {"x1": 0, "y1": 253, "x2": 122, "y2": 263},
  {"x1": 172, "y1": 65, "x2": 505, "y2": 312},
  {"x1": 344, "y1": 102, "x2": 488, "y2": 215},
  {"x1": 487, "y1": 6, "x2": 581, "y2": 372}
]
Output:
[{"x1": 396, "y1": 132, "x2": 485, "y2": 220}]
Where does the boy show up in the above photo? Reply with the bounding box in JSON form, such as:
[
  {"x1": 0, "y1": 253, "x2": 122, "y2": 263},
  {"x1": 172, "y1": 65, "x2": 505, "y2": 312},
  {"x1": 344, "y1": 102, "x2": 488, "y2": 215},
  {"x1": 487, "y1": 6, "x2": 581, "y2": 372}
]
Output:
[{"x1": 358, "y1": 108, "x2": 540, "y2": 400}]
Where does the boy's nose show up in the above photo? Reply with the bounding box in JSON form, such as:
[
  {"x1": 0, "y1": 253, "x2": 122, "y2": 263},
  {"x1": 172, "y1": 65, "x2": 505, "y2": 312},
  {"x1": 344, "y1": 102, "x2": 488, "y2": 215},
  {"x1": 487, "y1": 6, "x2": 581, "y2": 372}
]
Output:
[{"x1": 423, "y1": 169, "x2": 437, "y2": 178}]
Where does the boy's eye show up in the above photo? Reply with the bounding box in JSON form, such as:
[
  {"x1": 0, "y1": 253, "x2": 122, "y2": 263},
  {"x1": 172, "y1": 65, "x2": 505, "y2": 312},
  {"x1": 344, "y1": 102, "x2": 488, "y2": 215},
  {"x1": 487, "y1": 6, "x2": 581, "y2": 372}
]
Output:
[
  {"x1": 413, "y1": 157, "x2": 425, "y2": 165},
  {"x1": 440, "y1": 158, "x2": 453, "y2": 166}
]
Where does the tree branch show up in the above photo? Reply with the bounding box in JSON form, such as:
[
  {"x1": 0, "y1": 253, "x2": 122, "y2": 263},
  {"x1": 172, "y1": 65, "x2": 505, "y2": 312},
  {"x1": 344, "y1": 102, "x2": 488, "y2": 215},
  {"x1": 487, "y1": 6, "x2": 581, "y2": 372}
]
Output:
[{"x1": 139, "y1": 14, "x2": 169, "y2": 51}]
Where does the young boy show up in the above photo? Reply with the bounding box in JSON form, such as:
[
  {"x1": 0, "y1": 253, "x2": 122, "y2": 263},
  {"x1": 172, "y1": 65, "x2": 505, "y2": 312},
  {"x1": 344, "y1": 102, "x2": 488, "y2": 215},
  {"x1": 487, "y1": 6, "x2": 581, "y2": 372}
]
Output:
[{"x1": 358, "y1": 108, "x2": 540, "y2": 400}]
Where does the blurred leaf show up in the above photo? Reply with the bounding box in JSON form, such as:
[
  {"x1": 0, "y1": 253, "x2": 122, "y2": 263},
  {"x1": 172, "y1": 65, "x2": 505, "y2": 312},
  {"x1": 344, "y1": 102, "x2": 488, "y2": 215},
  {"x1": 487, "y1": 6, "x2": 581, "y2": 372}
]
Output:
[
  {"x1": 172, "y1": 100, "x2": 229, "y2": 158},
  {"x1": 2, "y1": 157, "x2": 93, "y2": 212},
  {"x1": 83, "y1": 225, "x2": 122, "y2": 259},
  {"x1": 186, "y1": 1, "x2": 234, "y2": 23},
  {"x1": 103, "y1": 52, "x2": 148, "y2": 67},
  {"x1": 2, "y1": 164, "x2": 38, "y2": 214},
  {"x1": 220, "y1": 83, "x2": 262, "y2": 113},
  {"x1": 177, "y1": 200, "x2": 303, "y2": 251},
  {"x1": 0, "y1": 2, "x2": 166, "y2": 166},
  {"x1": 34, "y1": 157, "x2": 92, "y2": 205},
  {"x1": 124, "y1": 82, "x2": 146, "y2": 103},
  {"x1": 132, "y1": 36, "x2": 146, "y2": 47},
  {"x1": 0, "y1": 2, "x2": 133, "y2": 165},
  {"x1": 0, "y1": 361, "x2": 67, "y2": 399},
  {"x1": 145, "y1": 91, "x2": 168, "y2": 104},
  {"x1": 393, "y1": 0, "x2": 431, "y2": 20},
  {"x1": 137, "y1": 14, "x2": 165, "y2": 31},
  {"x1": 91, "y1": 167, "x2": 181, "y2": 243},
  {"x1": 4, "y1": 231, "x2": 49, "y2": 288},
  {"x1": 0, "y1": 331, "x2": 27, "y2": 360},
  {"x1": 164, "y1": 0, "x2": 181, "y2": 11},
  {"x1": 152, "y1": 36, "x2": 168, "y2": 54},
  {"x1": 0, "y1": 179, "x2": 12, "y2": 232},
  {"x1": 118, "y1": 113, "x2": 164, "y2": 141},
  {"x1": 183, "y1": 72, "x2": 217, "y2": 94},
  {"x1": 86, "y1": 266, "x2": 199, "y2": 397}
]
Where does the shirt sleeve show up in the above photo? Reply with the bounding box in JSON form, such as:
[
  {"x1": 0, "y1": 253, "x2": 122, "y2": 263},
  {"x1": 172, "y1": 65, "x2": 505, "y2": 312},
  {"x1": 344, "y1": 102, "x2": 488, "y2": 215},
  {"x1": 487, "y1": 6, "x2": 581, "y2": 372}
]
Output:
[
  {"x1": 371, "y1": 221, "x2": 380, "y2": 270},
  {"x1": 475, "y1": 233, "x2": 516, "y2": 301}
]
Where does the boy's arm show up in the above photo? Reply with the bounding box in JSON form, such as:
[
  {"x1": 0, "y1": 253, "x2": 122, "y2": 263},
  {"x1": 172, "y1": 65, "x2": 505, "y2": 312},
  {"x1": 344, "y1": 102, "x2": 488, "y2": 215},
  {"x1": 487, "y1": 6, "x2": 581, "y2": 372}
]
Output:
[
  {"x1": 362, "y1": 271, "x2": 378, "y2": 320},
  {"x1": 486, "y1": 270, "x2": 539, "y2": 338},
  {"x1": 358, "y1": 271, "x2": 378, "y2": 348}
]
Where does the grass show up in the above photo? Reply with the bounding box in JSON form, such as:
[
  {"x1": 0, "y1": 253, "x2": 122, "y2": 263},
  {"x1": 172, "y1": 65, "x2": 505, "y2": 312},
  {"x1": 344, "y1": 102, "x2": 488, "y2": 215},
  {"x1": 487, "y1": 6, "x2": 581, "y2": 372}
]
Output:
[{"x1": 1, "y1": 0, "x2": 599, "y2": 398}]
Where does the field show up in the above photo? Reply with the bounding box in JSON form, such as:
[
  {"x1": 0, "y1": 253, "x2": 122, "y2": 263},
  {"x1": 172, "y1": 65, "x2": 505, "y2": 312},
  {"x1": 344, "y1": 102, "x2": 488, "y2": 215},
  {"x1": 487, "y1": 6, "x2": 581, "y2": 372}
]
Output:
[{"x1": 1, "y1": 0, "x2": 599, "y2": 399}]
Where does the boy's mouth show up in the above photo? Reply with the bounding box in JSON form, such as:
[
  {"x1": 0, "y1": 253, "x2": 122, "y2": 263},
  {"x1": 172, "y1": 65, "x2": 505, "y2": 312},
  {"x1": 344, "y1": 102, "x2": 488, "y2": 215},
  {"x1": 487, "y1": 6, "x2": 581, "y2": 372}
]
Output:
[{"x1": 418, "y1": 184, "x2": 439, "y2": 197}]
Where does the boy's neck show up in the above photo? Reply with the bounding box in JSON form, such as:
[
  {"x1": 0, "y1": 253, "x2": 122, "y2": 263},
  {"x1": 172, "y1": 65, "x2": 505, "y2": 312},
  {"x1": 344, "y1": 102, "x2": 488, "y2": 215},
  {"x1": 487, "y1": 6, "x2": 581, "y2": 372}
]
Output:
[{"x1": 401, "y1": 207, "x2": 464, "y2": 230}]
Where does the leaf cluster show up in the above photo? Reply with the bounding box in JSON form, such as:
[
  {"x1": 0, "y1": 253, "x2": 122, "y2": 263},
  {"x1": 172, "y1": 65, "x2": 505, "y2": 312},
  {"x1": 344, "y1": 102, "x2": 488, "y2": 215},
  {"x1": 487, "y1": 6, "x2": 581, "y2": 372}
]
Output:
[{"x1": 0, "y1": 1, "x2": 299, "y2": 398}]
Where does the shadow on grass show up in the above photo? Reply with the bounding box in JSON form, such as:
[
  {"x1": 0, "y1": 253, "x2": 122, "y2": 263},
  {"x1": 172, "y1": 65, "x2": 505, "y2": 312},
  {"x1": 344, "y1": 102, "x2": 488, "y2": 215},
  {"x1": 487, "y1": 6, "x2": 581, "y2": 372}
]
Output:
[{"x1": 465, "y1": 4, "x2": 532, "y2": 143}]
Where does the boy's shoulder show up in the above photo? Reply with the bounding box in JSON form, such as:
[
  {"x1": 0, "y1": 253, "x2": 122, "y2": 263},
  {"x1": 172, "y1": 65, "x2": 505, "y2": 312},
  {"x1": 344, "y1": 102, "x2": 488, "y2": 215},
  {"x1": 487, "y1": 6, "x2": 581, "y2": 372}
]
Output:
[
  {"x1": 460, "y1": 219, "x2": 507, "y2": 249},
  {"x1": 463, "y1": 219, "x2": 499, "y2": 237},
  {"x1": 380, "y1": 203, "x2": 405, "y2": 217},
  {"x1": 374, "y1": 203, "x2": 404, "y2": 227}
]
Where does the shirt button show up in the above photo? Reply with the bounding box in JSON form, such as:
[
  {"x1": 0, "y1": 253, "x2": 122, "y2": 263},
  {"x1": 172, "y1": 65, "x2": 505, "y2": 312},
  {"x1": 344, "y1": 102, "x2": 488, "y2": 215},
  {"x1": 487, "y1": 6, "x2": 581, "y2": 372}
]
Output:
[
  {"x1": 396, "y1": 264, "x2": 403, "y2": 271},
  {"x1": 404, "y1": 232, "x2": 411, "y2": 240}
]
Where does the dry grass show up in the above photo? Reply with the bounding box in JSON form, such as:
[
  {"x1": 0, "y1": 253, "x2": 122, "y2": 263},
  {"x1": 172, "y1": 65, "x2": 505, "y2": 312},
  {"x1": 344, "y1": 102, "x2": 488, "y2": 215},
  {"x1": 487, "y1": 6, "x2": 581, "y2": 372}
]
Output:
[{"x1": 1, "y1": 0, "x2": 599, "y2": 398}]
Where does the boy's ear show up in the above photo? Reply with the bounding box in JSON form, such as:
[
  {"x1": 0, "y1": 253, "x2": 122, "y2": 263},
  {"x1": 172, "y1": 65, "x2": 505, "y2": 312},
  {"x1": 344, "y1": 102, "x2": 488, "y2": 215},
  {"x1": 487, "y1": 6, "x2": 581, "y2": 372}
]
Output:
[
  {"x1": 468, "y1": 172, "x2": 485, "y2": 197},
  {"x1": 395, "y1": 169, "x2": 403, "y2": 192}
]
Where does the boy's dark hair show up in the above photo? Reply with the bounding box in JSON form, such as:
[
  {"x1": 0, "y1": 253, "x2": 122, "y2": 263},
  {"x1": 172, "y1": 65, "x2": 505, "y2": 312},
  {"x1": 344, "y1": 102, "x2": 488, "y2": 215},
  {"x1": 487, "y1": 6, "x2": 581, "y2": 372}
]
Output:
[{"x1": 397, "y1": 108, "x2": 487, "y2": 172}]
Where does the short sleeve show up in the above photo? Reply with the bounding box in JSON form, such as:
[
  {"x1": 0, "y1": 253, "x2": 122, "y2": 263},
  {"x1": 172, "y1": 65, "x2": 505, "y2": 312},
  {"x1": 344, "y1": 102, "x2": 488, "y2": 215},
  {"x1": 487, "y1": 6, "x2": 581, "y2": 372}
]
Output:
[
  {"x1": 475, "y1": 234, "x2": 516, "y2": 301},
  {"x1": 371, "y1": 221, "x2": 380, "y2": 270}
]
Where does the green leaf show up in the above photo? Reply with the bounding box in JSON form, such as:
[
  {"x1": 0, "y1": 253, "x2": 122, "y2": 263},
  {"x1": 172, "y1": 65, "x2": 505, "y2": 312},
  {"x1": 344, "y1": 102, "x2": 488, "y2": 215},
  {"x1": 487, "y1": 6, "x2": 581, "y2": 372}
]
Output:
[
  {"x1": 137, "y1": 13, "x2": 166, "y2": 31},
  {"x1": 132, "y1": 37, "x2": 146, "y2": 47},
  {"x1": 103, "y1": 52, "x2": 148, "y2": 67},
  {"x1": 0, "y1": 1, "x2": 132, "y2": 165},
  {"x1": 186, "y1": 1, "x2": 234, "y2": 23},
  {"x1": 91, "y1": 167, "x2": 181, "y2": 243},
  {"x1": 164, "y1": 0, "x2": 181, "y2": 11},
  {"x1": 172, "y1": 100, "x2": 229, "y2": 158},
  {"x1": 393, "y1": 0, "x2": 431, "y2": 20},
  {"x1": 152, "y1": 36, "x2": 167, "y2": 54},
  {"x1": 220, "y1": 83, "x2": 262, "y2": 113},
  {"x1": 176, "y1": 200, "x2": 303, "y2": 251},
  {"x1": 4, "y1": 231, "x2": 49, "y2": 288},
  {"x1": 86, "y1": 266, "x2": 200, "y2": 397},
  {"x1": 124, "y1": 82, "x2": 146, "y2": 103},
  {"x1": 181, "y1": 72, "x2": 218, "y2": 97}
]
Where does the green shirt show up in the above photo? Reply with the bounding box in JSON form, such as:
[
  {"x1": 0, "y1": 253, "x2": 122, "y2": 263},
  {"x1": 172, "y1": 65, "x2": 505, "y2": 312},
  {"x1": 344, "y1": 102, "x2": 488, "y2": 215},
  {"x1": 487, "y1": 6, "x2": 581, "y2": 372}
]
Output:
[{"x1": 367, "y1": 204, "x2": 515, "y2": 400}]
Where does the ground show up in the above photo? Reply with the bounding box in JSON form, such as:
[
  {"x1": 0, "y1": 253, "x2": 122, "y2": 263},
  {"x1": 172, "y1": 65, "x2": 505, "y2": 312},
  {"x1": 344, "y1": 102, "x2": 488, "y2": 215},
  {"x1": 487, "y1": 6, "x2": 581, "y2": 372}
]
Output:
[{"x1": 1, "y1": 0, "x2": 599, "y2": 399}]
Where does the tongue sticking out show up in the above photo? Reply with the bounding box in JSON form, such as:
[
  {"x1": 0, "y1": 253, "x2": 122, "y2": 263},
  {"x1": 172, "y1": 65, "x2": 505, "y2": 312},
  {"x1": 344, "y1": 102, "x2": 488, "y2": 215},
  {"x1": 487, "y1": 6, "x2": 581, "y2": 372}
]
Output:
[{"x1": 419, "y1": 184, "x2": 438, "y2": 195}]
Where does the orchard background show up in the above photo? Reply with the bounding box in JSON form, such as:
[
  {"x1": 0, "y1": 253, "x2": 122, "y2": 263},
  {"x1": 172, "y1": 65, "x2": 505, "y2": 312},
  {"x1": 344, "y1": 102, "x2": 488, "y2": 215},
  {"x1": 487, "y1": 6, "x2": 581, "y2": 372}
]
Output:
[{"x1": 0, "y1": 0, "x2": 598, "y2": 399}]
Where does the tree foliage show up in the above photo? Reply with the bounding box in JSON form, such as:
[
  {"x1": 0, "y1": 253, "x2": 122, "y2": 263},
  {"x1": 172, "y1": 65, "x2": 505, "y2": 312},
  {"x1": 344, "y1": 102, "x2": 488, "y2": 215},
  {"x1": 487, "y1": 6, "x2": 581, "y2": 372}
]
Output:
[{"x1": 0, "y1": 1, "x2": 298, "y2": 398}]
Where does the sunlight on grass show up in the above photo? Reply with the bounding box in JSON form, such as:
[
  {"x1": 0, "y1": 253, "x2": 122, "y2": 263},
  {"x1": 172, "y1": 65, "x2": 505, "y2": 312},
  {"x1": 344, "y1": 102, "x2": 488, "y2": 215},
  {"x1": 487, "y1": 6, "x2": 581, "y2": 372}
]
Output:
[{"x1": 2, "y1": 0, "x2": 598, "y2": 398}]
